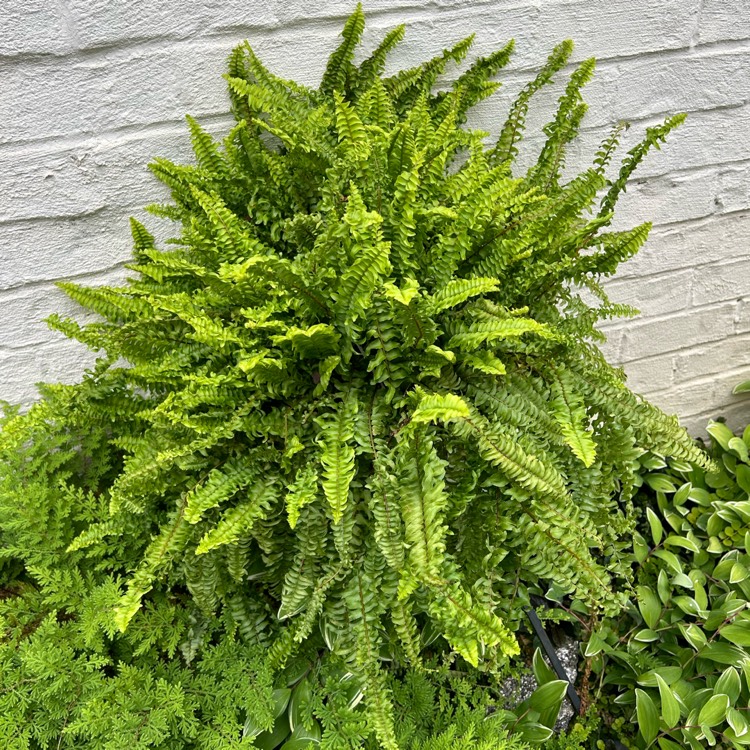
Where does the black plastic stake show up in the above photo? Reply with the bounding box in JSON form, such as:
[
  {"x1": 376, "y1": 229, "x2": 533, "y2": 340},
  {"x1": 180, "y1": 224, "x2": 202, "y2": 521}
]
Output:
[{"x1": 524, "y1": 607, "x2": 581, "y2": 715}]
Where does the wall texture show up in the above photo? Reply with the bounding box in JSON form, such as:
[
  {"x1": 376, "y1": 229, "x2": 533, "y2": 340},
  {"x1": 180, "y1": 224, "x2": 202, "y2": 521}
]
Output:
[{"x1": 1, "y1": 0, "x2": 749, "y2": 435}]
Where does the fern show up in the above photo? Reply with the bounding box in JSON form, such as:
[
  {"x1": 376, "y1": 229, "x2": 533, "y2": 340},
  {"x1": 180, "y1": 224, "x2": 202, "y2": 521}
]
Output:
[{"x1": 0, "y1": 7, "x2": 702, "y2": 749}]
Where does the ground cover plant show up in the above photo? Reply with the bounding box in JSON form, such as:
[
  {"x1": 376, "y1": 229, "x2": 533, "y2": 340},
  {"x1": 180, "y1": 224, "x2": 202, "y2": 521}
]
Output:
[
  {"x1": 0, "y1": 4, "x2": 712, "y2": 748},
  {"x1": 587, "y1": 422, "x2": 750, "y2": 749}
]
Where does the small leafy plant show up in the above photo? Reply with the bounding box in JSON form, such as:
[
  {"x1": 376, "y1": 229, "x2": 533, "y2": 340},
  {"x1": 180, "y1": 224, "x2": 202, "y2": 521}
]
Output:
[
  {"x1": 588, "y1": 421, "x2": 750, "y2": 749},
  {"x1": 0, "y1": 4, "x2": 709, "y2": 748}
]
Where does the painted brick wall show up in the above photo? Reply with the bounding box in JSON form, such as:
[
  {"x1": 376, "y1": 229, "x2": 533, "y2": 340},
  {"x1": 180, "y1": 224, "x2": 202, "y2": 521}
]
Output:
[{"x1": 1, "y1": 0, "x2": 749, "y2": 436}]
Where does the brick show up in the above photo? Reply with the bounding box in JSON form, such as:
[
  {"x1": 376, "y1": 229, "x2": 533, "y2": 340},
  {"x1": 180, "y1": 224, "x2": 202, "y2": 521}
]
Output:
[
  {"x1": 0, "y1": 126, "x2": 198, "y2": 222},
  {"x1": 598, "y1": 327, "x2": 622, "y2": 363},
  {"x1": 0, "y1": 284, "x2": 85, "y2": 349},
  {"x1": 674, "y1": 333, "x2": 750, "y2": 382},
  {"x1": 67, "y1": 0, "x2": 277, "y2": 48},
  {"x1": 692, "y1": 257, "x2": 750, "y2": 307},
  {"x1": 606, "y1": 161, "x2": 750, "y2": 234},
  {"x1": 0, "y1": 41, "x2": 235, "y2": 146},
  {"x1": 647, "y1": 366, "x2": 750, "y2": 423},
  {"x1": 67, "y1": 0, "x2": 465, "y2": 49},
  {"x1": 617, "y1": 302, "x2": 736, "y2": 361},
  {"x1": 0, "y1": 266, "x2": 127, "y2": 349},
  {"x1": 0, "y1": 209, "x2": 145, "y2": 289},
  {"x1": 627, "y1": 106, "x2": 750, "y2": 180},
  {"x1": 619, "y1": 352, "x2": 676, "y2": 396},
  {"x1": 537, "y1": 0, "x2": 699, "y2": 59},
  {"x1": 698, "y1": 0, "x2": 750, "y2": 44},
  {"x1": 609, "y1": 167, "x2": 719, "y2": 230},
  {"x1": 4, "y1": 1, "x2": 699, "y2": 148},
  {"x1": 616, "y1": 211, "x2": 750, "y2": 279},
  {"x1": 584, "y1": 49, "x2": 750, "y2": 128},
  {"x1": 64, "y1": 0, "x2": 700, "y2": 62},
  {"x1": 734, "y1": 298, "x2": 750, "y2": 334},
  {"x1": 716, "y1": 162, "x2": 750, "y2": 214},
  {"x1": 0, "y1": 1, "x2": 72, "y2": 57},
  {"x1": 0, "y1": 338, "x2": 96, "y2": 406},
  {"x1": 605, "y1": 268, "x2": 693, "y2": 317}
]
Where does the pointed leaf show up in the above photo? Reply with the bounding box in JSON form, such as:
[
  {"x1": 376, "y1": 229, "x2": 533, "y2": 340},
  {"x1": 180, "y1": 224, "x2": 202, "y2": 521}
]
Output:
[{"x1": 636, "y1": 688, "x2": 659, "y2": 744}]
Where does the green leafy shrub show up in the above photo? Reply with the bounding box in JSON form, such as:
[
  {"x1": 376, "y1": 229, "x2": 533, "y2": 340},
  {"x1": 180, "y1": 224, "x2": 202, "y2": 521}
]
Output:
[
  {"x1": 587, "y1": 421, "x2": 750, "y2": 748},
  {"x1": 0, "y1": 4, "x2": 709, "y2": 748}
]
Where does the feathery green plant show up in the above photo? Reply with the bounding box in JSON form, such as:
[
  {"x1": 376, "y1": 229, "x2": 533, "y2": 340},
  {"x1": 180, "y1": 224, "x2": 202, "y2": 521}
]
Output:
[{"x1": 0, "y1": 4, "x2": 710, "y2": 748}]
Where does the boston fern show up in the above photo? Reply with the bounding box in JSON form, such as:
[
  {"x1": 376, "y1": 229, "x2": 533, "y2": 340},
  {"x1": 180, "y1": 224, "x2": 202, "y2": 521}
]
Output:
[{"x1": 0, "y1": 5, "x2": 710, "y2": 748}]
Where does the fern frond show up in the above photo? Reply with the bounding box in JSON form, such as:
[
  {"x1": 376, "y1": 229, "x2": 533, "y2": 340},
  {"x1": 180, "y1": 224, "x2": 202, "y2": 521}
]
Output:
[
  {"x1": 334, "y1": 91, "x2": 371, "y2": 160},
  {"x1": 396, "y1": 428, "x2": 448, "y2": 580},
  {"x1": 320, "y1": 2, "x2": 366, "y2": 96},
  {"x1": 316, "y1": 394, "x2": 359, "y2": 523},
  {"x1": 549, "y1": 369, "x2": 597, "y2": 467},
  {"x1": 448, "y1": 316, "x2": 552, "y2": 350},
  {"x1": 428, "y1": 277, "x2": 499, "y2": 314},
  {"x1": 285, "y1": 465, "x2": 319, "y2": 529},
  {"x1": 490, "y1": 39, "x2": 573, "y2": 166},
  {"x1": 196, "y1": 480, "x2": 277, "y2": 554},
  {"x1": 598, "y1": 112, "x2": 687, "y2": 217},
  {"x1": 184, "y1": 457, "x2": 258, "y2": 523},
  {"x1": 356, "y1": 24, "x2": 406, "y2": 94},
  {"x1": 333, "y1": 203, "x2": 391, "y2": 332}
]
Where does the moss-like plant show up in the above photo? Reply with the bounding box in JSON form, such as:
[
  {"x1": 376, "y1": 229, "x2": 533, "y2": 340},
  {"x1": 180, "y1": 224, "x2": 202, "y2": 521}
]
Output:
[{"x1": 0, "y1": 4, "x2": 710, "y2": 748}]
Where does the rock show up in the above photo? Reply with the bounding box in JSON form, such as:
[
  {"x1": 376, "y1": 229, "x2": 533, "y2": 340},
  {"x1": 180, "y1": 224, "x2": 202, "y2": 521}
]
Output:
[{"x1": 499, "y1": 635, "x2": 579, "y2": 733}]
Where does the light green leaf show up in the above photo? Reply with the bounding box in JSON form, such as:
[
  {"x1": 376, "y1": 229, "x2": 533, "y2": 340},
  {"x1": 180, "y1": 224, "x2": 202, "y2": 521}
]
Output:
[
  {"x1": 664, "y1": 535, "x2": 700, "y2": 553},
  {"x1": 653, "y1": 548, "x2": 682, "y2": 574},
  {"x1": 680, "y1": 622, "x2": 708, "y2": 650},
  {"x1": 634, "y1": 628, "x2": 659, "y2": 642},
  {"x1": 634, "y1": 531, "x2": 649, "y2": 563},
  {"x1": 638, "y1": 667, "x2": 682, "y2": 687},
  {"x1": 736, "y1": 464, "x2": 750, "y2": 495},
  {"x1": 701, "y1": 641, "x2": 749, "y2": 664},
  {"x1": 647, "y1": 507, "x2": 663, "y2": 545},
  {"x1": 715, "y1": 667, "x2": 742, "y2": 704},
  {"x1": 636, "y1": 688, "x2": 659, "y2": 744},
  {"x1": 728, "y1": 707, "x2": 748, "y2": 737},
  {"x1": 516, "y1": 723, "x2": 554, "y2": 742},
  {"x1": 657, "y1": 569, "x2": 672, "y2": 603},
  {"x1": 698, "y1": 693, "x2": 729, "y2": 727},
  {"x1": 584, "y1": 633, "x2": 607, "y2": 657},
  {"x1": 528, "y1": 680, "x2": 568, "y2": 728},
  {"x1": 707, "y1": 421, "x2": 735, "y2": 451},
  {"x1": 719, "y1": 622, "x2": 750, "y2": 647},
  {"x1": 637, "y1": 585, "x2": 662, "y2": 629},
  {"x1": 731, "y1": 562, "x2": 750, "y2": 584},
  {"x1": 645, "y1": 473, "x2": 677, "y2": 492},
  {"x1": 532, "y1": 648, "x2": 557, "y2": 685},
  {"x1": 655, "y1": 673, "x2": 681, "y2": 727},
  {"x1": 730, "y1": 437, "x2": 749, "y2": 462}
]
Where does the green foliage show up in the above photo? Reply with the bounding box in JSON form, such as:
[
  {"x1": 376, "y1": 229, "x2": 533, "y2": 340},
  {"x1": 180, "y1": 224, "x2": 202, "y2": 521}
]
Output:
[
  {"x1": 0, "y1": 4, "x2": 708, "y2": 748},
  {"x1": 588, "y1": 422, "x2": 750, "y2": 748}
]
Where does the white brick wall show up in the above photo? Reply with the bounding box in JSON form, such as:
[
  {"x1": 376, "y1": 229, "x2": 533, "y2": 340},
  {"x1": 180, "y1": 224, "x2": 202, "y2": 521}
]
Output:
[{"x1": 1, "y1": 0, "x2": 749, "y2": 437}]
